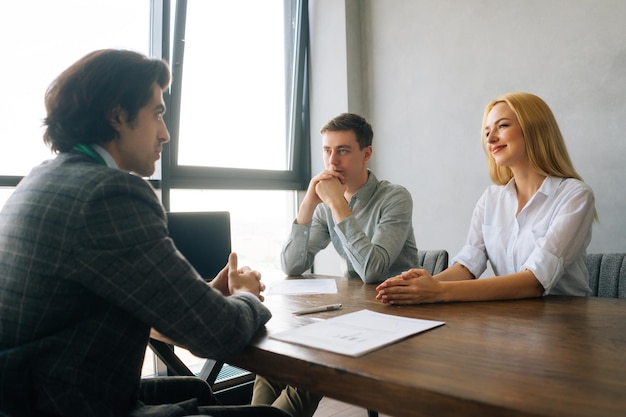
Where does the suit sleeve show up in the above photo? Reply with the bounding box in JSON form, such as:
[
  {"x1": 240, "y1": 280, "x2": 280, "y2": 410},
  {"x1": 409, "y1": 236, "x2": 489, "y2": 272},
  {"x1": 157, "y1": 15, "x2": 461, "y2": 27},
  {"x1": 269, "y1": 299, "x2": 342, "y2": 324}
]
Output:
[{"x1": 71, "y1": 172, "x2": 271, "y2": 360}]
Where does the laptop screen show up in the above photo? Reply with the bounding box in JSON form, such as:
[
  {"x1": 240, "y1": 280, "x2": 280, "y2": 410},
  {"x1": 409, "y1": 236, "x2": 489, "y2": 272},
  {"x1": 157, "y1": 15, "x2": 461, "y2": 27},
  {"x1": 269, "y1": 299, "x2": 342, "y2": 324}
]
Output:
[{"x1": 166, "y1": 211, "x2": 231, "y2": 280}]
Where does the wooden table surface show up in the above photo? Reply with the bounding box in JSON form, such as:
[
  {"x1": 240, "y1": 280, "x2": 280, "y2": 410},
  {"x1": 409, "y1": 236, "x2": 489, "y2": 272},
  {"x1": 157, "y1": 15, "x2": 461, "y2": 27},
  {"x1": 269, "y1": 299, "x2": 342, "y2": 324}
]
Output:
[{"x1": 229, "y1": 274, "x2": 626, "y2": 417}]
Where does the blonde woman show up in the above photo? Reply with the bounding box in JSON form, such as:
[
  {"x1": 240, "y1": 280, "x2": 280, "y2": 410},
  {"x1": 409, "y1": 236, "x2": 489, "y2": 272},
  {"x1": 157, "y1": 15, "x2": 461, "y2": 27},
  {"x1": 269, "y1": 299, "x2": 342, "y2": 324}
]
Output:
[{"x1": 376, "y1": 92, "x2": 596, "y2": 305}]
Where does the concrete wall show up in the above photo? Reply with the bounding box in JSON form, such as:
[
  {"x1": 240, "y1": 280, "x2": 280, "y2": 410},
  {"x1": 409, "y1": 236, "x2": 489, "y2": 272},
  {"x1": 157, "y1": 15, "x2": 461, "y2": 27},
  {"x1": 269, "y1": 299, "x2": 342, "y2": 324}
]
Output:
[{"x1": 309, "y1": 0, "x2": 626, "y2": 275}]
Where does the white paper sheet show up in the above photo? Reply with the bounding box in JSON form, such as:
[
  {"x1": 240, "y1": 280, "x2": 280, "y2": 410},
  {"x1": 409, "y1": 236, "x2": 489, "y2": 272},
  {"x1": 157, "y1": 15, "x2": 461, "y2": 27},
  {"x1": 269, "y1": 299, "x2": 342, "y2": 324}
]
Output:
[
  {"x1": 265, "y1": 278, "x2": 338, "y2": 295},
  {"x1": 270, "y1": 309, "x2": 445, "y2": 357}
]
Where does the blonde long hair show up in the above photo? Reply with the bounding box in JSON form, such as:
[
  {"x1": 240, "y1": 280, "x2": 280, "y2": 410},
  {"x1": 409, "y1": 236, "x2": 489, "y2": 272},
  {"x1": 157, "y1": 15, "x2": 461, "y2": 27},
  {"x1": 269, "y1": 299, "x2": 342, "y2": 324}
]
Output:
[{"x1": 482, "y1": 92, "x2": 583, "y2": 185}]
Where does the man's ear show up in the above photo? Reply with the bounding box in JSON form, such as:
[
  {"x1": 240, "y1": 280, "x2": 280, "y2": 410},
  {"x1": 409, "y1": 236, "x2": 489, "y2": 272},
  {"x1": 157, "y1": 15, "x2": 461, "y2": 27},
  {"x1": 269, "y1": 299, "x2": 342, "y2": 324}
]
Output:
[
  {"x1": 363, "y1": 145, "x2": 373, "y2": 163},
  {"x1": 109, "y1": 106, "x2": 126, "y2": 131}
]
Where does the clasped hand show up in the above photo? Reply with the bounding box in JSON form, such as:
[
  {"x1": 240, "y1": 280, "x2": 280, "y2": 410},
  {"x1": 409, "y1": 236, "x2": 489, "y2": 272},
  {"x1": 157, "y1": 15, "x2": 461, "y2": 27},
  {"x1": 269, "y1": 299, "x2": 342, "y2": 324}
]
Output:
[
  {"x1": 314, "y1": 173, "x2": 345, "y2": 205},
  {"x1": 303, "y1": 170, "x2": 345, "y2": 206},
  {"x1": 211, "y1": 252, "x2": 265, "y2": 301},
  {"x1": 376, "y1": 268, "x2": 442, "y2": 305}
]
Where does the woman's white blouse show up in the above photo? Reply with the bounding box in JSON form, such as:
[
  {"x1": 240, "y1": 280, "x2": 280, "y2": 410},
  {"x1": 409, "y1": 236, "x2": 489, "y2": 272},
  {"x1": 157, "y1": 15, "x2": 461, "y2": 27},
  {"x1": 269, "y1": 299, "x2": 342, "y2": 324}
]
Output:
[{"x1": 451, "y1": 176, "x2": 595, "y2": 296}]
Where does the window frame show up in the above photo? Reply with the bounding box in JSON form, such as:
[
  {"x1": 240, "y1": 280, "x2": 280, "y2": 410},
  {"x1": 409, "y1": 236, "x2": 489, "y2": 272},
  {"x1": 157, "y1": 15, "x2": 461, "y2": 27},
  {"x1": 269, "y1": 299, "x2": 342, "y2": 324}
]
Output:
[
  {"x1": 160, "y1": 0, "x2": 310, "y2": 211},
  {"x1": 0, "y1": 0, "x2": 310, "y2": 207}
]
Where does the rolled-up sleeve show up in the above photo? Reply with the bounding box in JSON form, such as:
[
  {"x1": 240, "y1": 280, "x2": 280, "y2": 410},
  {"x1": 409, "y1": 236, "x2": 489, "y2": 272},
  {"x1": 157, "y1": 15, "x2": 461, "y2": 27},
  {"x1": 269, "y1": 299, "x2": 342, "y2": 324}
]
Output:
[
  {"x1": 281, "y1": 211, "x2": 331, "y2": 276},
  {"x1": 522, "y1": 246, "x2": 564, "y2": 294},
  {"x1": 451, "y1": 191, "x2": 489, "y2": 279},
  {"x1": 452, "y1": 244, "x2": 487, "y2": 279},
  {"x1": 520, "y1": 180, "x2": 595, "y2": 294}
]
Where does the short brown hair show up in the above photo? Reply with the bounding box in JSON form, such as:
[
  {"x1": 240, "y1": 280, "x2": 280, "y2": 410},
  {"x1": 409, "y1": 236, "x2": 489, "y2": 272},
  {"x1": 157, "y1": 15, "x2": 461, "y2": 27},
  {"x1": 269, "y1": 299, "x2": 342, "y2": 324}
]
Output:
[{"x1": 320, "y1": 113, "x2": 373, "y2": 149}]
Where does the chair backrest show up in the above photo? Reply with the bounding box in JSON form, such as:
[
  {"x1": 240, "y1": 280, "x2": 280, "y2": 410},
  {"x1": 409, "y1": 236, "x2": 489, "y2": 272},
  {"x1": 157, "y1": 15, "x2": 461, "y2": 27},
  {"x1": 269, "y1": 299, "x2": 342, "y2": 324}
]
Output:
[
  {"x1": 166, "y1": 211, "x2": 231, "y2": 280},
  {"x1": 157, "y1": 212, "x2": 254, "y2": 402},
  {"x1": 586, "y1": 253, "x2": 626, "y2": 298},
  {"x1": 417, "y1": 249, "x2": 449, "y2": 275}
]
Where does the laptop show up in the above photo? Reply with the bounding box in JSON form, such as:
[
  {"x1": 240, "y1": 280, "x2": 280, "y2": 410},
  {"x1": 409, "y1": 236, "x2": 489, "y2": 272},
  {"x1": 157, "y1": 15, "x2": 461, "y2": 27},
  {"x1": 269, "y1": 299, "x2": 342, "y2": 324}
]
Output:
[{"x1": 166, "y1": 211, "x2": 231, "y2": 280}]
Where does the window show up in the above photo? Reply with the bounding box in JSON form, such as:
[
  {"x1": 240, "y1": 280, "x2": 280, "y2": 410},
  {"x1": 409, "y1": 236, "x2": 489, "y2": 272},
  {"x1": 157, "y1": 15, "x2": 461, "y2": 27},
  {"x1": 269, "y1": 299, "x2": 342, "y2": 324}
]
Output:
[
  {"x1": 0, "y1": 0, "x2": 309, "y2": 268},
  {"x1": 162, "y1": 0, "x2": 310, "y2": 195},
  {"x1": 0, "y1": 0, "x2": 151, "y2": 179},
  {"x1": 162, "y1": 0, "x2": 309, "y2": 374},
  {"x1": 162, "y1": 0, "x2": 310, "y2": 272},
  {"x1": 170, "y1": 189, "x2": 296, "y2": 275},
  {"x1": 0, "y1": 0, "x2": 309, "y2": 378},
  {"x1": 177, "y1": 2, "x2": 289, "y2": 171}
]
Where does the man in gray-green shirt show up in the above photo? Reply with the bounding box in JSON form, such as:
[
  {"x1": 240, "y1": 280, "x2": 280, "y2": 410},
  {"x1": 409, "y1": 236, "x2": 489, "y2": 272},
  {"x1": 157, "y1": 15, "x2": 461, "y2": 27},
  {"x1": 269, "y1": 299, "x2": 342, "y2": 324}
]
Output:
[
  {"x1": 282, "y1": 112, "x2": 418, "y2": 284},
  {"x1": 252, "y1": 113, "x2": 419, "y2": 417}
]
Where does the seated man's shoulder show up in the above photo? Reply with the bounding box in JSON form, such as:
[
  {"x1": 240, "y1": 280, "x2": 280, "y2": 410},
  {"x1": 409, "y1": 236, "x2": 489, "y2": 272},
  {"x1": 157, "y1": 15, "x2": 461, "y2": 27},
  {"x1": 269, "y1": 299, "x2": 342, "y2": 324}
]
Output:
[{"x1": 377, "y1": 179, "x2": 412, "y2": 197}]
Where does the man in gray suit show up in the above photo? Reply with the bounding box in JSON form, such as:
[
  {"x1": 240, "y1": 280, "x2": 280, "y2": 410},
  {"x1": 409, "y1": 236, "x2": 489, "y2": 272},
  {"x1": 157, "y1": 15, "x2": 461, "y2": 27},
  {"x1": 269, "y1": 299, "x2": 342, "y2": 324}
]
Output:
[{"x1": 0, "y1": 49, "x2": 286, "y2": 417}]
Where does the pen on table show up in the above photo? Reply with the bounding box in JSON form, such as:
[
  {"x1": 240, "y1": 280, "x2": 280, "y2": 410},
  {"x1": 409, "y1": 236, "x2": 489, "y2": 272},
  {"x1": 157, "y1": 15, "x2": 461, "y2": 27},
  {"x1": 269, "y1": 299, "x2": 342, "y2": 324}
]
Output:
[{"x1": 293, "y1": 303, "x2": 342, "y2": 316}]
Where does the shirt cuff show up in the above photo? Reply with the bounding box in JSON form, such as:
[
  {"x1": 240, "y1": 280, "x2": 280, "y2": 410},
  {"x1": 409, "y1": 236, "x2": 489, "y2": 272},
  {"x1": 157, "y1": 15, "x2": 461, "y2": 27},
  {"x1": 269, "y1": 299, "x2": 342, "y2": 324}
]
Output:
[
  {"x1": 451, "y1": 245, "x2": 487, "y2": 279},
  {"x1": 521, "y1": 246, "x2": 563, "y2": 295}
]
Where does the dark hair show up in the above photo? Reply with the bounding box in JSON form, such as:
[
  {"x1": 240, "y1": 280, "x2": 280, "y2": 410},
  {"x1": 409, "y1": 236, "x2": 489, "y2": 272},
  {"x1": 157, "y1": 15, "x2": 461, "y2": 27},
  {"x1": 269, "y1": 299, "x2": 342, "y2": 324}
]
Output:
[
  {"x1": 43, "y1": 49, "x2": 171, "y2": 152},
  {"x1": 320, "y1": 113, "x2": 373, "y2": 149}
]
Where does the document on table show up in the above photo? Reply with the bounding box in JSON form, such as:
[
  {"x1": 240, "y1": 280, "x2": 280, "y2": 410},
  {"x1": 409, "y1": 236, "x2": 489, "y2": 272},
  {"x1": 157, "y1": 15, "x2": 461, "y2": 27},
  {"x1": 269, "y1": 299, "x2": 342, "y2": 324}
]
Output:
[
  {"x1": 270, "y1": 309, "x2": 445, "y2": 357},
  {"x1": 265, "y1": 278, "x2": 337, "y2": 295}
]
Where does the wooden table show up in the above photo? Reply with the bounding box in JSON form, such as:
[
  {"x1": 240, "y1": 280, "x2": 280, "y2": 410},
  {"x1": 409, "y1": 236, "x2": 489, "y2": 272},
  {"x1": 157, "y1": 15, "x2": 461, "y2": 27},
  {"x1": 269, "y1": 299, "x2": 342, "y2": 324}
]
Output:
[{"x1": 229, "y1": 274, "x2": 626, "y2": 417}]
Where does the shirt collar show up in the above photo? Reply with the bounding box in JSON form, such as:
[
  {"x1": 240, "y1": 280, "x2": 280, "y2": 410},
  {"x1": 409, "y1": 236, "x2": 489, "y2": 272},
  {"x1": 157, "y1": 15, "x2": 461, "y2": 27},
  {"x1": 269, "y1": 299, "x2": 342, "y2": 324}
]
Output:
[
  {"x1": 351, "y1": 170, "x2": 377, "y2": 203},
  {"x1": 91, "y1": 144, "x2": 119, "y2": 169},
  {"x1": 505, "y1": 175, "x2": 562, "y2": 197},
  {"x1": 537, "y1": 175, "x2": 563, "y2": 197}
]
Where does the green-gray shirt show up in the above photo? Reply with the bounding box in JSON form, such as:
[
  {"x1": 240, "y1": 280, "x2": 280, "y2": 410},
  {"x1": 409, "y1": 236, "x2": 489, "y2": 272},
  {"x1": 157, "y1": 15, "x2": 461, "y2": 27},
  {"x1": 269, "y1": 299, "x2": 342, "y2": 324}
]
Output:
[{"x1": 281, "y1": 171, "x2": 418, "y2": 284}]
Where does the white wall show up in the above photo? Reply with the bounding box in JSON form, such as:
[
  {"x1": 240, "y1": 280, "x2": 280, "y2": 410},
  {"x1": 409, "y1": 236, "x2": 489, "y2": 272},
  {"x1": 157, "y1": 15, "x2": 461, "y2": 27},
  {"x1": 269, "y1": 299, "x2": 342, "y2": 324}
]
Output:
[{"x1": 309, "y1": 0, "x2": 626, "y2": 275}]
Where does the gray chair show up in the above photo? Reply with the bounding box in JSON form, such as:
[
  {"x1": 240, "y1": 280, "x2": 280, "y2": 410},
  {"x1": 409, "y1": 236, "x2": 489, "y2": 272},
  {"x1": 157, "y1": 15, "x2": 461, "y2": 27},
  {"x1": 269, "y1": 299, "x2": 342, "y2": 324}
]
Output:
[
  {"x1": 417, "y1": 249, "x2": 449, "y2": 275},
  {"x1": 586, "y1": 253, "x2": 626, "y2": 298},
  {"x1": 367, "y1": 249, "x2": 449, "y2": 417}
]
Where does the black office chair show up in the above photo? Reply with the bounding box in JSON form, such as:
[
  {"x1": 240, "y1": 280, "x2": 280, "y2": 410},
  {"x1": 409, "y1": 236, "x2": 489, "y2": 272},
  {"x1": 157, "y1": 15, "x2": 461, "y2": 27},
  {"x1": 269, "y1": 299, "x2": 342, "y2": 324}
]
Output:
[
  {"x1": 166, "y1": 211, "x2": 232, "y2": 280},
  {"x1": 147, "y1": 211, "x2": 256, "y2": 404},
  {"x1": 139, "y1": 376, "x2": 291, "y2": 416}
]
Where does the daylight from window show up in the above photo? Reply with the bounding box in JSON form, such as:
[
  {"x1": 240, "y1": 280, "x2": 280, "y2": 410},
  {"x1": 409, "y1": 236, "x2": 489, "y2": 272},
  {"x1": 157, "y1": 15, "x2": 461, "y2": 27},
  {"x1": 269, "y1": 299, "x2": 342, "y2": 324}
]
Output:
[
  {"x1": 177, "y1": 0, "x2": 288, "y2": 170},
  {"x1": 1, "y1": 0, "x2": 296, "y2": 275},
  {"x1": 2, "y1": 0, "x2": 300, "y2": 377},
  {"x1": 0, "y1": 1, "x2": 150, "y2": 177}
]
